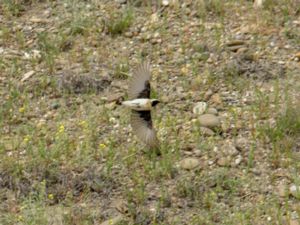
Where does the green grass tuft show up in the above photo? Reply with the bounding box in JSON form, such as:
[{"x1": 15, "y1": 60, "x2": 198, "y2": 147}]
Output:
[{"x1": 107, "y1": 8, "x2": 134, "y2": 36}]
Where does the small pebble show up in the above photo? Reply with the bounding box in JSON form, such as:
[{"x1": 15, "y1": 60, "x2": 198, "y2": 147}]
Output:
[
  {"x1": 198, "y1": 114, "x2": 221, "y2": 128},
  {"x1": 180, "y1": 157, "x2": 200, "y2": 170},
  {"x1": 193, "y1": 102, "x2": 207, "y2": 115},
  {"x1": 290, "y1": 185, "x2": 300, "y2": 198},
  {"x1": 206, "y1": 107, "x2": 218, "y2": 115}
]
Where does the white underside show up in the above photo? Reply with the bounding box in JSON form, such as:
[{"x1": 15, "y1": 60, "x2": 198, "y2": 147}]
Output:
[{"x1": 122, "y1": 98, "x2": 152, "y2": 111}]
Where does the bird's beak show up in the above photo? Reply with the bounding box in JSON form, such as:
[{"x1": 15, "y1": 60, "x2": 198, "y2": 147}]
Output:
[{"x1": 151, "y1": 100, "x2": 160, "y2": 107}]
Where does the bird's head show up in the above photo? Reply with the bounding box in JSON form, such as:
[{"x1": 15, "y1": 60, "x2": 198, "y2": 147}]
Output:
[{"x1": 151, "y1": 99, "x2": 160, "y2": 107}]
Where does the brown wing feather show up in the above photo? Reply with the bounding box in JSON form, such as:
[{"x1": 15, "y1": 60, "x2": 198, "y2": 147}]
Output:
[
  {"x1": 128, "y1": 62, "x2": 151, "y2": 99},
  {"x1": 130, "y1": 110, "x2": 159, "y2": 149}
]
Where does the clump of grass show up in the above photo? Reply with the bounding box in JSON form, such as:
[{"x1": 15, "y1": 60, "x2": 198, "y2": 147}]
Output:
[
  {"x1": 114, "y1": 60, "x2": 130, "y2": 79},
  {"x1": 68, "y1": 16, "x2": 93, "y2": 36},
  {"x1": 263, "y1": 107, "x2": 300, "y2": 142},
  {"x1": 144, "y1": 149, "x2": 178, "y2": 181},
  {"x1": 255, "y1": 0, "x2": 299, "y2": 28},
  {"x1": 176, "y1": 168, "x2": 242, "y2": 208},
  {"x1": 15, "y1": 29, "x2": 26, "y2": 49},
  {"x1": 126, "y1": 172, "x2": 147, "y2": 205},
  {"x1": 195, "y1": 0, "x2": 225, "y2": 18},
  {"x1": 2, "y1": 0, "x2": 25, "y2": 17},
  {"x1": 0, "y1": 25, "x2": 12, "y2": 46},
  {"x1": 259, "y1": 105, "x2": 300, "y2": 167},
  {"x1": 58, "y1": 1, "x2": 96, "y2": 37},
  {"x1": 106, "y1": 8, "x2": 134, "y2": 36},
  {"x1": 37, "y1": 32, "x2": 59, "y2": 74}
]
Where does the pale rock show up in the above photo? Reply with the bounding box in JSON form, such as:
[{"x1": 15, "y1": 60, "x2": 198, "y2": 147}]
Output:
[
  {"x1": 206, "y1": 107, "x2": 218, "y2": 115},
  {"x1": 21, "y1": 70, "x2": 35, "y2": 82},
  {"x1": 150, "y1": 13, "x2": 159, "y2": 23},
  {"x1": 162, "y1": 0, "x2": 169, "y2": 6},
  {"x1": 208, "y1": 160, "x2": 214, "y2": 165},
  {"x1": 193, "y1": 149, "x2": 202, "y2": 157},
  {"x1": 180, "y1": 157, "x2": 200, "y2": 170},
  {"x1": 193, "y1": 102, "x2": 207, "y2": 115},
  {"x1": 294, "y1": 52, "x2": 300, "y2": 60},
  {"x1": 253, "y1": 0, "x2": 264, "y2": 8},
  {"x1": 30, "y1": 16, "x2": 48, "y2": 23},
  {"x1": 217, "y1": 157, "x2": 230, "y2": 167},
  {"x1": 198, "y1": 114, "x2": 220, "y2": 128},
  {"x1": 115, "y1": 0, "x2": 126, "y2": 3},
  {"x1": 183, "y1": 151, "x2": 193, "y2": 156},
  {"x1": 224, "y1": 143, "x2": 239, "y2": 156},
  {"x1": 124, "y1": 31, "x2": 133, "y2": 38},
  {"x1": 107, "y1": 92, "x2": 124, "y2": 103},
  {"x1": 227, "y1": 45, "x2": 245, "y2": 52},
  {"x1": 234, "y1": 155, "x2": 243, "y2": 166},
  {"x1": 105, "y1": 102, "x2": 116, "y2": 110},
  {"x1": 199, "y1": 127, "x2": 215, "y2": 136},
  {"x1": 235, "y1": 137, "x2": 248, "y2": 152},
  {"x1": 291, "y1": 211, "x2": 299, "y2": 220},
  {"x1": 290, "y1": 185, "x2": 300, "y2": 198},
  {"x1": 206, "y1": 57, "x2": 213, "y2": 63},
  {"x1": 250, "y1": 168, "x2": 261, "y2": 176},
  {"x1": 204, "y1": 89, "x2": 213, "y2": 100},
  {"x1": 226, "y1": 40, "x2": 246, "y2": 47}
]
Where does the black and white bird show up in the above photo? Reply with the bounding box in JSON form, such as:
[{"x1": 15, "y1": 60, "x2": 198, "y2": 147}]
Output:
[{"x1": 122, "y1": 62, "x2": 160, "y2": 150}]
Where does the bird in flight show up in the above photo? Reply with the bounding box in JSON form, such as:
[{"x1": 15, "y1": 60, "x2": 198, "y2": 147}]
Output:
[{"x1": 122, "y1": 62, "x2": 160, "y2": 152}]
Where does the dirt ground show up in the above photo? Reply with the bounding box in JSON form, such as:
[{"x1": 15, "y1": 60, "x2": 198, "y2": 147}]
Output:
[{"x1": 0, "y1": 0, "x2": 300, "y2": 224}]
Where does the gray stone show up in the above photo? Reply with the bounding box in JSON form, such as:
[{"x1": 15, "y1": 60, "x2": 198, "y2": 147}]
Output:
[
  {"x1": 193, "y1": 149, "x2": 202, "y2": 157},
  {"x1": 193, "y1": 102, "x2": 207, "y2": 115},
  {"x1": 115, "y1": 0, "x2": 127, "y2": 4},
  {"x1": 206, "y1": 107, "x2": 218, "y2": 115},
  {"x1": 235, "y1": 137, "x2": 249, "y2": 152},
  {"x1": 224, "y1": 143, "x2": 239, "y2": 156},
  {"x1": 234, "y1": 155, "x2": 243, "y2": 166},
  {"x1": 162, "y1": 0, "x2": 169, "y2": 6},
  {"x1": 199, "y1": 127, "x2": 215, "y2": 136},
  {"x1": 290, "y1": 185, "x2": 300, "y2": 198},
  {"x1": 198, "y1": 114, "x2": 220, "y2": 128},
  {"x1": 180, "y1": 157, "x2": 200, "y2": 170},
  {"x1": 217, "y1": 157, "x2": 230, "y2": 167}
]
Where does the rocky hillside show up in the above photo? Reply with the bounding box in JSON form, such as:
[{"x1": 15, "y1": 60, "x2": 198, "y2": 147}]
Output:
[{"x1": 0, "y1": 0, "x2": 300, "y2": 224}]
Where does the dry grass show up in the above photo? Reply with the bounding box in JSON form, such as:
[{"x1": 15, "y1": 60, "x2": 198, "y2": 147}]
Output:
[{"x1": 0, "y1": 0, "x2": 300, "y2": 224}]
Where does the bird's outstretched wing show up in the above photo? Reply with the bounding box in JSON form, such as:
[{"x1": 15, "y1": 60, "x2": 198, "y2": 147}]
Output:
[
  {"x1": 128, "y1": 62, "x2": 151, "y2": 99},
  {"x1": 130, "y1": 110, "x2": 159, "y2": 149}
]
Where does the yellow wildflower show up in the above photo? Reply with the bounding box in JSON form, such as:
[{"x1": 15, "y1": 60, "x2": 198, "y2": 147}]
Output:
[
  {"x1": 99, "y1": 143, "x2": 107, "y2": 149},
  {"x1": 23, "y1": 135, "x2": 30, "y2": 143},
  {"x1": 78, "y1": 120, "x2": 88, "y2": 128},
  {"x1": 17, "y1": 215, "x2": 23, "y2": 221},
  {"x1": 181, "y1": 66, "x2": 189, "y2": 75},
  {"x1": 19, "y1": 107, "x2": 25, "y2": 113},
  {"x1": 58, "y1": 124, "x2": 65, "y2": 133},
  {"x1": 48, "y1": 193, "x2": 54, "y2": 200}
]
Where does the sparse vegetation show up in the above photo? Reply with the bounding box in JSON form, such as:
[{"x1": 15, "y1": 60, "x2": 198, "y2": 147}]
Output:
[
  {"x1": 2, "y1": 0, "x2": 25, "y2": 17},
  {"x1": 114, "y1": 60, "x2": 130, "y2": 79},
  {"x1": 0, "y1": 0, "x2": 300, "y2": 224},
  {"x1": 106, "y1": 8, "x2": 134, "y2": 36},
  {"x1": 259, "y1": 104, "x2": 300, "y2": 168}
]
